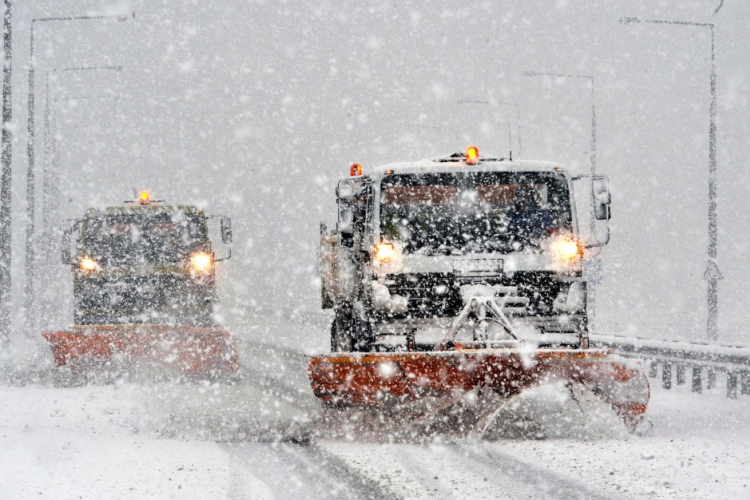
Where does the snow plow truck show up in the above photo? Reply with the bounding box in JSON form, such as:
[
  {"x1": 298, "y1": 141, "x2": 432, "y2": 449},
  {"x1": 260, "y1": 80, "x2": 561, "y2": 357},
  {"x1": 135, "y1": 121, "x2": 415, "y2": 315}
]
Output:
[
  {"x1": 43, "y1": 192, "x2": 239, "y2": 378},
  {"x1": 310, "y1": 147, "x2": 649, "y2": 431}
]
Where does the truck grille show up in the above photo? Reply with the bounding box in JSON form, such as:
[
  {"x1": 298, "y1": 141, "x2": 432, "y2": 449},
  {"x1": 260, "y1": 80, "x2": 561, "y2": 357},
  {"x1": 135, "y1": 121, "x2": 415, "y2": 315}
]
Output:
[
  {"x1": 77, "y1": 275, "x2": 212, "y2": 310},
  {"x1": 381, "y1": 271, "x2": 569, "y2": 318}
]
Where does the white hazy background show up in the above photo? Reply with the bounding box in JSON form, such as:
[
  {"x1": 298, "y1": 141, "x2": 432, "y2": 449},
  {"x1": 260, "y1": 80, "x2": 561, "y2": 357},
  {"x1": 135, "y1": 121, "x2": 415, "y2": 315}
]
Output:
[{"x1": 7, "y1": 0, "x2": 750, "y2": 343}]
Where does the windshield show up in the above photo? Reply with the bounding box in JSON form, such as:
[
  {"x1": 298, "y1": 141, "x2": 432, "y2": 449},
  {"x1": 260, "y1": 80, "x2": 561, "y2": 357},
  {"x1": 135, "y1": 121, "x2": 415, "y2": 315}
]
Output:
[
  {"x1": 83, "y1": 211, "x2": 207, "y2": 266},
  {"x1": 380, "y1": 172, "x2": 572, "y2": 255}
]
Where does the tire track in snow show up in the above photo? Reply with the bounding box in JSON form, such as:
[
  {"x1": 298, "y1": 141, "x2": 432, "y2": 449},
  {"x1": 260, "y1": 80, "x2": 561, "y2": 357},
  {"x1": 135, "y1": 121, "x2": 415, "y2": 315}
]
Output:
[
  {"x1": 324, "y1": 442, "x2": 470, "y2": 500},
  {"x1": 390, "y1": 446, "x2": 503, "y2": 500},
  {"x1": 461, "y1": 445, "x2": 622, "y2": 500},
  {"x1": 222, "y1": 442, "x2": 400, "y2": 500},
  {"x1": 379, "y1": 444, "x2": 619, "y2": 500},
  {"x1": 231, "y1": 327, "x2": 620, "y2": 499}
]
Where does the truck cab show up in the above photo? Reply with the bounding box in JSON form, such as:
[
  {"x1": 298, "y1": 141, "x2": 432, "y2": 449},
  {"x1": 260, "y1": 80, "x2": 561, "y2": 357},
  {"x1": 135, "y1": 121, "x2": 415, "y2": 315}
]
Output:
[
  {"x1": 61, "y1": 192, "x2": 232, "y2": 326},
  {"x1": 320, "y1": 148, "x2": 611, "y2": 352}
]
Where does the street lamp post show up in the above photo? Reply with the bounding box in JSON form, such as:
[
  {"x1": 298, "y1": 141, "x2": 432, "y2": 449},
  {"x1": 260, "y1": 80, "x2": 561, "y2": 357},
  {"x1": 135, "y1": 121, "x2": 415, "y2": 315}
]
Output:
[
  {"x1": 523, "y1": 71, "x2": 599, "y2": 328},
  {"x1": 0, "y1": 0, "x2": 11, "y2": 344},
  {"x1": 24, "y1": 13, "x2": 129, "y2": 333},
  {"x1": 620, "y1": 17, "x2": 720, "y2": 340}
]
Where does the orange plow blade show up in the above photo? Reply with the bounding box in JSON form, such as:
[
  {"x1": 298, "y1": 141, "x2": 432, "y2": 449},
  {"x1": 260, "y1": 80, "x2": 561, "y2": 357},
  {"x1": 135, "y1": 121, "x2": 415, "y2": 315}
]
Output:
[
  {"x1": 309, "y1": 348, "x2": 649, "y2": 430},
  {"x1": 43, "y1": 324, "x2": 240, "y2": 376}
]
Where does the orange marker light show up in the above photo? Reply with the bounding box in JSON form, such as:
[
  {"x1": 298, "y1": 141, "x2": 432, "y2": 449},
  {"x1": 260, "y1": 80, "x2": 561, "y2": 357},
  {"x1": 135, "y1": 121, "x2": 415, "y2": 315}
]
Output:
[
  {"x1": 350, "y1": 163, "x2": 363, "y2": 177},
  {"x1": 139, "y1": 191, "x2": 150, "y2": 204},
  {"x1": 466, "y1": 146, "x2": 479, "y2": 165}
]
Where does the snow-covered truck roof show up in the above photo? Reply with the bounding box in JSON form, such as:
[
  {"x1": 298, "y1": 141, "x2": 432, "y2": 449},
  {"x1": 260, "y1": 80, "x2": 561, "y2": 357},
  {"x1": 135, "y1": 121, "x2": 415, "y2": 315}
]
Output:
[
  {"x1": 362, "y1": 152, "x2": 566, "y2": 182},
  {"x1": 82, "y1": 191, "x2": 204, "y2": 217},
  {"x1": 86, "y1": 203, "x2": 204, "y2": 215}
]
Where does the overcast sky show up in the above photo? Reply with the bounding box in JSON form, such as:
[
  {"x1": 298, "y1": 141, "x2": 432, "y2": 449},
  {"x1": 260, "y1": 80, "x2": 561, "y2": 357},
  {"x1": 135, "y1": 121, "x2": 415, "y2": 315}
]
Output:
[{"x1": 7, "y1": 0, "x2": 750, "y2": 342}]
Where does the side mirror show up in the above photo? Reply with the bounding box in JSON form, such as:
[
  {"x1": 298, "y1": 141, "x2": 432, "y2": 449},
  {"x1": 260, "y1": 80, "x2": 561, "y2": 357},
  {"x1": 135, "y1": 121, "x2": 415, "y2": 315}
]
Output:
[
  {"x1": 573, "y1": 174, "x2": 610, "y2": 249},
  {"x1": 337, "y1": 201, "x2": 354, "y2": 247},
  {"x1": 338, "y1": 202, "x2": 354, "y2": 236},
  {"x1": 60, "y1": 220, "x2": 79, "y2": 265},
  {"x1": 220, "y1": 217, "x2": 232, "y2": 244},
  {"x1": 592, "y1": 178, "x2": 611, "y2": 220},
  {"x1": 595, "y1": 203, "x2": 611, "y2": 221},
  {"x1": 337, "y1": 184, "x2": 354, "y2": 200},
  {"x1": 61, "y1": 232, "x2": 72, "y2": 265},
  {"x1": 336, "y1": 178, "x2": 369, "y2": 248}
]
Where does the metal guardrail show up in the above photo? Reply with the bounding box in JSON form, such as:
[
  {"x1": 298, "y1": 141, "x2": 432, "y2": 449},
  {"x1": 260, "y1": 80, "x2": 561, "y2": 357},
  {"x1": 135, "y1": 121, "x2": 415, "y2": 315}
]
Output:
[{"x1": 591, "y1": 333, "x2": 750, "y2": 399}]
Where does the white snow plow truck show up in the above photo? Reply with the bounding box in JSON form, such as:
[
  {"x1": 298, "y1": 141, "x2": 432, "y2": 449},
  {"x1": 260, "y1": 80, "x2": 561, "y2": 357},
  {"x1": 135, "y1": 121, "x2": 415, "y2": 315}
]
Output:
[
  {"x1": 309, "y1": 147, "x2": 649, "y2": 431},
  {"x1": 43, "y1": 191, "x2": 239, "y2": 377}
]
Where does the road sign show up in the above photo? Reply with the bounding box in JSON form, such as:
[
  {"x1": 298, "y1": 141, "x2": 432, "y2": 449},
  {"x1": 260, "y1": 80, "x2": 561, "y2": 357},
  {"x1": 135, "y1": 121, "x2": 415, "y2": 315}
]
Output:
[{"x1": 703, "y1": 261, "x2": 724, "y2": 281}]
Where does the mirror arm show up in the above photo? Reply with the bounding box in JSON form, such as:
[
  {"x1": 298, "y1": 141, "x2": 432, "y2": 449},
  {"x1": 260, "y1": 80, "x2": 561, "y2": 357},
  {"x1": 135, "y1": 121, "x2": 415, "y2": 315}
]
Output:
[
  {"x1": 584, "y1": 224, "x2": 610, "y2": 248},
  {"x1": 214, "y1": 248, "x2": 232, "y2": 262}
]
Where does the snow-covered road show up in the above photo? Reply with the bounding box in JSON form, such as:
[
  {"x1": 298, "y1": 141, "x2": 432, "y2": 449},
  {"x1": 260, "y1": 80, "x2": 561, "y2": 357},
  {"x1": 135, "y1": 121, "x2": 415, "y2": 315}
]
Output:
[{"x1": 2, "y1": 312, "x2": 749, "y2": 499}]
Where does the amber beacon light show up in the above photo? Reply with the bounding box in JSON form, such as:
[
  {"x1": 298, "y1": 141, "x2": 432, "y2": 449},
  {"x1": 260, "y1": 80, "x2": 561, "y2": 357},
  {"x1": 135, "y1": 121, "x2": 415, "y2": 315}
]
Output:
[
  {"x1": 350, "y1": 163, "x2": 363, "y2": 177},
  {"x1": 466, "y1": 146, "x2": 479, "y2": 165}
]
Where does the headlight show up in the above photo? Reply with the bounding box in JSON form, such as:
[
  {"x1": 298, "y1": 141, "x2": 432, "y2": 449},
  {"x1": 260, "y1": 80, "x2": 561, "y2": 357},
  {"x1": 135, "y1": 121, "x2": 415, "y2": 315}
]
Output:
[
  {"x1": 372, "y1": 241, "x2": 404, "y2": 275},
  {"x1": 374, "y1": 242, "x2": 396, "y2": 263},
  {"x1": 190, "y1": 252, "x2": 213, "y2": 272},
  {"x1": 549, "y1": 237, "x2": 583, "y2": 263},
  {"x1": 79, "y1": 256, "x2": 98, "y2": 272}
]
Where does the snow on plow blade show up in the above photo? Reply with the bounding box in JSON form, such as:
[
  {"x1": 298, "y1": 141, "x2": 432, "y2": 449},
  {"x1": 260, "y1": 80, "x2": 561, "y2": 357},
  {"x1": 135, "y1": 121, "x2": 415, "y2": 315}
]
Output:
[
  {"x1": 43, "y1": 325, "x2": 240, "y2": 376},
  {"x1": 308, "y1": 348, "x2": 649, "y2": 429}
]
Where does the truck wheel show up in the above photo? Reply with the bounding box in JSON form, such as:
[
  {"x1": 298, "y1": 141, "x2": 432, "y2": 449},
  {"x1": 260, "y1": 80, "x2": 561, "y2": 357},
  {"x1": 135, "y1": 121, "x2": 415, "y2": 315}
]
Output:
[
  {"x1": 352, "y1": 300, "x2": 374, "y2": 352},
  {"x1": 321, "y1": 287, "x2": 334, "y2": 309},
  {"x1": 331, "y1": 305, "x2": 354, "y2": 352},
  {"x1": 578, "y1": 309, "x2": 590, "y2": 349}
]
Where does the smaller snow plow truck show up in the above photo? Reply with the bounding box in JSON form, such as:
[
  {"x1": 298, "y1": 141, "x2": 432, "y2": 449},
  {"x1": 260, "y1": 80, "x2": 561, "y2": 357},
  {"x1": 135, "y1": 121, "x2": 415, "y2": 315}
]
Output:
[
  {"x1": 310, "y1": 148, "x2": 649, "y2": 432},
  {"x1": 43, "y1": 192, "x2": 239, "y2": 378}
]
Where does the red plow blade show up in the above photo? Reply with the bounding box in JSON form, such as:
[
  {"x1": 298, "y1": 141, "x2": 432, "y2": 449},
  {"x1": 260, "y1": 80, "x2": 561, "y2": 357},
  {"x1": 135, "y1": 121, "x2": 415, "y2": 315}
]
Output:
[
  {"x1": 309, "y1": 348, "x2": 649, "y2": 430},
  {"x1": 43, "y1": 324, "x2": 240, "y2": 376}
]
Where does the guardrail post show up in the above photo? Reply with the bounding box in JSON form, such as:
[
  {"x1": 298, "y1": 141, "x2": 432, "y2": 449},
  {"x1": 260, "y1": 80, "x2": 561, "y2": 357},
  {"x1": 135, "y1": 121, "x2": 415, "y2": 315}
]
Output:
[
  {"x1": 742, "y1": 371, "x2": 750, "y2": 396},
  {"x1": 692, "y1": 367, "x2": 702, "y2": 393},
  {"x1": 727, "y1": 372, "x2": 738, "y2": 399},
  {"x1": 662, "y1": 363, "x2": 672, "y2": 390},
  {"x1": 649, "y1": 361, "x2": 658, "y2": 378},
  {"x1": 707, "y1": 368, "x2": 717, "y2": 389},
  {"x1": 676, "y1": 364, "x2": 685, "y2": 385}
]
